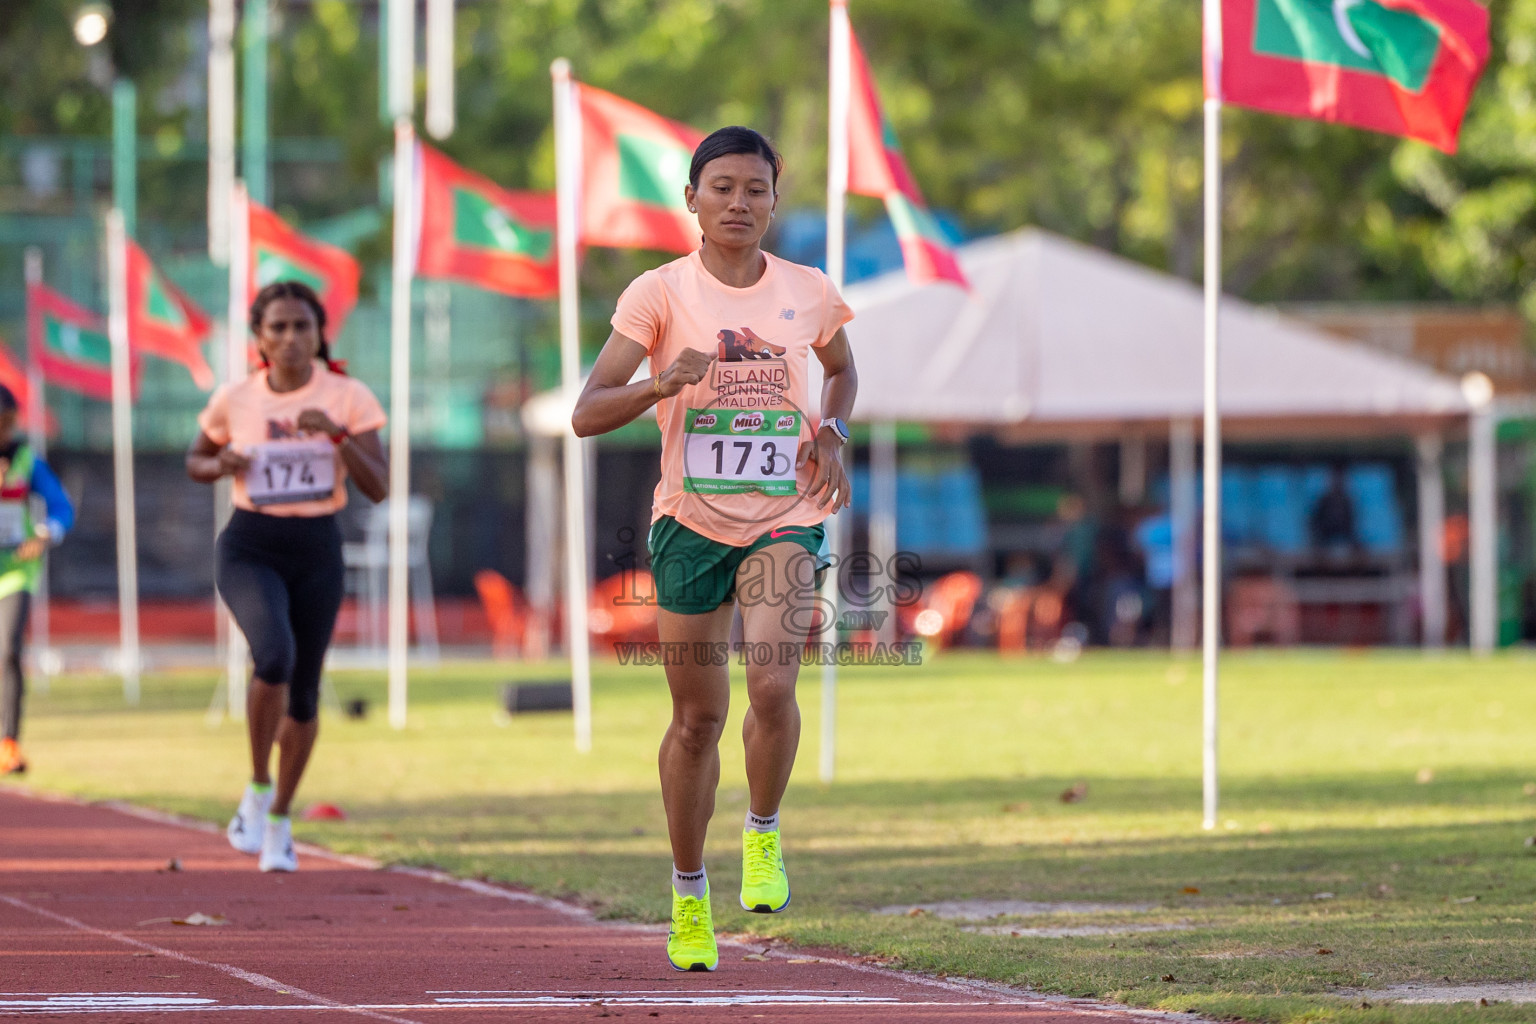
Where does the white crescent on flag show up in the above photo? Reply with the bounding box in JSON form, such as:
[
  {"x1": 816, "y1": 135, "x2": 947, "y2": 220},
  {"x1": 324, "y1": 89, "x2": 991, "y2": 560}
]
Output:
[{"x1": 1333, "y1": 0, "x2": 1373, "y2": 59}]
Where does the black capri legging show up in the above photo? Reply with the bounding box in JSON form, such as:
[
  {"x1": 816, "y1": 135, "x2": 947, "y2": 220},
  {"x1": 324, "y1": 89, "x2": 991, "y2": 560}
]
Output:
[{"x1": 216, "y1": 509, "x2": 345, "y2": 723}]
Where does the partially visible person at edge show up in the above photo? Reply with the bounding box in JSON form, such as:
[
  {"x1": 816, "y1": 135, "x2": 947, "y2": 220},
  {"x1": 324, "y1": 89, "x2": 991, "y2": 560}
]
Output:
[
  {"x1": 572, "y1": 126, "x2": 858, "y2": 973},
  {"x1": 186, "y1": 281, "x2": 387, "y2": 873},
  {"x1": 0, "y1": 385, "x2": 75, "y2": 775}
]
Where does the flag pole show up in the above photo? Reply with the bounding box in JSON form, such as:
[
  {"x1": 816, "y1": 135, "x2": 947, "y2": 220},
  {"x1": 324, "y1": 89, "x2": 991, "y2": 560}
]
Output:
[
  {"x1": 105, "y1": 210, "x2": 140, "y2": 705},
  {"x1": 22, "y1": 247, "x2": 51, "y2": 689},
  {"x1": 1201, "y1": 0, "x2": 1224, "y2": 831},
  {"x1": 822, "y1": 0, "x2": 852, "y2": 784},
  {"x1": 424, "y1": 0, "x2": 455, "y2": 141},
  {"x1": 225, "y1": 182, "x2": 250, "y2": 721},
  {"x1": 387, "y1": 123, "x2": 415, "y2": 728},
  {"x1": 209, "y1": 0, "x2": 237, "y2": 718},
  {"x1": 385, "y1": 0, "x2": 416, "y2": 730},
  {"x1": 551, "y1": 58, "x2": 592, "y2": 753}
]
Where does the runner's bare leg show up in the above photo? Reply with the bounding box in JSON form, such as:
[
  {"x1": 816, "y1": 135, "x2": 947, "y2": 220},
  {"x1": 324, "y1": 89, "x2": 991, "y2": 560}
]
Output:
[
  {"x1": 657, "y1": 603, "x2": 735, "y2": 872},
  {"x1": 271, "y1": 717, "x2": 318, "y2": 817},
  {"x1": 736, "y1": 542, "x2": 817, "y2": 819},
  {"x1": 246, "y1": 678, "x2": 286, "y2": 786}
]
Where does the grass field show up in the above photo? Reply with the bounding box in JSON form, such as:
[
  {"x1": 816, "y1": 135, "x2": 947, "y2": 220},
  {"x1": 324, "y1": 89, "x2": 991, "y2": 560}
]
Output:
[{"x1": 12, "y1": 649, "x2": 1536, "y2": 1023}]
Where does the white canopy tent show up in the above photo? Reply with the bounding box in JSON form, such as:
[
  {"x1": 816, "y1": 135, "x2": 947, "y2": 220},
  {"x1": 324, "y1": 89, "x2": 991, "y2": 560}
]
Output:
[
  {"x1": 840, "y1": 228, "x2": 1469, "y2": 427},
  {"x1": 825, "y1": 227, "x2": 1486, "y2": 655}
]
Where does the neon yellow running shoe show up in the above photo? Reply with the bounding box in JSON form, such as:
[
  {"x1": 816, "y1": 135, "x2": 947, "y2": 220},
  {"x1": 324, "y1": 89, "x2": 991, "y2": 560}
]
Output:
[
  {"x1": 740, "y1": 828, "x2": 791, "y2": 913},
  {"x1": 666, "y1": 887, "x2": 717, "y2": 972}
]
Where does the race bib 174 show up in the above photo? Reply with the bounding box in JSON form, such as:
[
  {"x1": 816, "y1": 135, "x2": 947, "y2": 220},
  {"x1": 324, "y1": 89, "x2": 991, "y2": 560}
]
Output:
[
  {"x1": 682, "y1": 409, "x2": 801, "y2": 497},
  {"x1": 245, "y1": 438, "x2": 337, "y2": 506}
]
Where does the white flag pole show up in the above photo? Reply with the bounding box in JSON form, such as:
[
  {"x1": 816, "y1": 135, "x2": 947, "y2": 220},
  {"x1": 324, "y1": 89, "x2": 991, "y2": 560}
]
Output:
[
  {"x1": 209, "y1": 0, "x2": 237, "y2": 715},
  {"x1": 224, "y1": 182, "x2": 250, "y2": 721},
  {"x1": 551, "y1": 58, "x2": 592, "y2": 753},
  {"x1": 105, "y1": 210, "x2": 140, "y2": 704},
  {"x1": 387, "y1": 123, "x2": 416, "y2": 729},
  {"x1": 22, "y1": 247, "x2": 52, "y2": 687},
  {"x1": 1201, "y1": 0, "x2": 1224, "y2": 831},
  {"x1": 821, "y1": 0, "x2": 852, "y2": 784},
  {"x1": 207, "y1": 0, "x2": 236, "y2": 263},
  {"x1": 424, "y1": 0, "x2": 455, "y2": 140},
  {"x1": 385, "y1": 0, "x2": 417, "y2": 730}
]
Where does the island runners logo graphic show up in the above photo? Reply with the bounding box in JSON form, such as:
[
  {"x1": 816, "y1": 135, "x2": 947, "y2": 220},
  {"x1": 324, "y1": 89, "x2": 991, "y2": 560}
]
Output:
[
  {"x1": 716, "y1": 327, "x2": 786, "y2": 361},
  {"x1": 730, "y1": 412, "x2": 765, "y2": 433},
  {"x1": 710, "y1": 324, "x2": 789, "y2": 411}
]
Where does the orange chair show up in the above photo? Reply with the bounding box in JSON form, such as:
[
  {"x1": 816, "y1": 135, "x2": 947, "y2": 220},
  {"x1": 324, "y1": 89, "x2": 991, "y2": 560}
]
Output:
[
  {"x1": 473, "y1": 569, "x2": 528, "y2": 659},
  {"x1": 898, "y1": 571, "x2": 984, "y2": 649},
  {"x1": 589, "y1": 570, "x2": 659, "y2": 650},
  {"x1": 995, "y1": 586, "x2": 1065, "y2": 653}
]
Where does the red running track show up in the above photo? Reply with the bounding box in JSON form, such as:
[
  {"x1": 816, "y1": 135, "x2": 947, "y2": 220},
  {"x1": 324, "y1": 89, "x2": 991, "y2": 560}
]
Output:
[{"x1": 0, "y1": 789, "x2": 1188, "y2": 1023}]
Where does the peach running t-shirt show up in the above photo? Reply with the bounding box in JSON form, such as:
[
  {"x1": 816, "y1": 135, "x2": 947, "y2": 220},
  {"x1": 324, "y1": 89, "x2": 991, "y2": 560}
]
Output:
[
  {"x1": 611, "y1": 249, "x2": 854, "y2": 546},
  {"x1": 197, "y1": 362, "x2": 387, "y2": 517}
]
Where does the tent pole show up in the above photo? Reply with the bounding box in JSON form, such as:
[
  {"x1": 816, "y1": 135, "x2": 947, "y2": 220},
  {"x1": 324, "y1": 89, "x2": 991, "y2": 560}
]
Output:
[
  {"x1": 1170, "y1": 419, "x2": 1198, "y2": 652},
  {"x1": 870, "y1": 420, "x2": 897, "y2": 646},
  {"x1": 1415, "y1": 433, "x2": 1446, "y2": 649},
  {"x1": 1465, "y1": 378, "x2": 1496, "y2": 654}
]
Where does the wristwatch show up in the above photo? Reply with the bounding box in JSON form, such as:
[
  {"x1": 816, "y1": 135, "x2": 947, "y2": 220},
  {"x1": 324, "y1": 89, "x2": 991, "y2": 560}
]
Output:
[{"x1": 823, "y1": 418, "x2": 850, "y2": 446}]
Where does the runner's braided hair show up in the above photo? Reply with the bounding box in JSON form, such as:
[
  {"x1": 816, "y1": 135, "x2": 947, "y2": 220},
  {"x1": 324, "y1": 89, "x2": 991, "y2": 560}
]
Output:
[{"x1": 248, "y1": 280, "x2": 347, "y2": 375}]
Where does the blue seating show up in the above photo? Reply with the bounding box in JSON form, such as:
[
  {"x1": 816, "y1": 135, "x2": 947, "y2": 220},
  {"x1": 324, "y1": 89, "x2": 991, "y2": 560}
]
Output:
[{"x1": 1346, "y1": 463, "x2": 1404, "y2": 554}]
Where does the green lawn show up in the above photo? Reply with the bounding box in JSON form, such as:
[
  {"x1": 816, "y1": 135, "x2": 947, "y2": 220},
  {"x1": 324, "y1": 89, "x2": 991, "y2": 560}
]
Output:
[{"x1": 12, "y1": 649, "x2": 1536, "y2": 1023}]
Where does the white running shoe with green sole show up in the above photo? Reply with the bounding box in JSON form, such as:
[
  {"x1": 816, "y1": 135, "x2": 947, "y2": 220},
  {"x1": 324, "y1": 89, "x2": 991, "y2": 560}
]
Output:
[{"x1": 226, "y1": 784, "x2": 272, "y2": 856}]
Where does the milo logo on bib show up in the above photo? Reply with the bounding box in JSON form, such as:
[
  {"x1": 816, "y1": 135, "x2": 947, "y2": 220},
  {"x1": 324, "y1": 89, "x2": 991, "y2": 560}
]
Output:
[{"x1": 731, "y1": 412, "x2": 765, "y2": 433}]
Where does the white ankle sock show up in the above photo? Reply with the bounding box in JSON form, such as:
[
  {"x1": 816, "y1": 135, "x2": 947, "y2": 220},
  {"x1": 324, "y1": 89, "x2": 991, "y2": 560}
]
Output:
[
  {"x1": 672, "y1": 864, "x2": 708, "y2": 899},
  {"x1": 745, "y1": 809, "x2": 779, "y2": 833}
]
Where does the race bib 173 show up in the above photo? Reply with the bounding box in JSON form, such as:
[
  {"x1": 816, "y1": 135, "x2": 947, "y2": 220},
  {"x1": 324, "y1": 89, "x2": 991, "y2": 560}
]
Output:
[{"x1": 682, "y1": 409, "x2": 801, "y2": 497}]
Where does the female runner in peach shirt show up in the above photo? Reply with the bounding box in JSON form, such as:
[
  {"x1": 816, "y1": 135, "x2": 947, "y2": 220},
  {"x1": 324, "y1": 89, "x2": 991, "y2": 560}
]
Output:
[
  {"x1": 187, "y1": 281, "x2": 387, "y2": 873},
  {"x1": 574, "y1": 127, "x2": 857, "y2": 972}
]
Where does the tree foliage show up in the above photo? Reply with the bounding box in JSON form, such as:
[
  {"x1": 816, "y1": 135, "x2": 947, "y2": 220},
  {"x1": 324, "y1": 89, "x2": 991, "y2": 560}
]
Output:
[{"x1": 5, "y1": 0, "x2": 1536, "y2": 321}]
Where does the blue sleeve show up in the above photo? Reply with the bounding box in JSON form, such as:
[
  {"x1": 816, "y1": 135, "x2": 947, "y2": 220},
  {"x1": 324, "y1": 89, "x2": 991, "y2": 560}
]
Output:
[{"x1": 29, "y1": 459, "x2": 75, "y2": 538}]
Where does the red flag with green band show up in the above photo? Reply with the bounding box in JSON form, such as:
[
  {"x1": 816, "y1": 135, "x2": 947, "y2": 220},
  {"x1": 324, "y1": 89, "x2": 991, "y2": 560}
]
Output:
[
  {"x1": 1209, "y1": 0, "x2": 1489, "y2": 152},
  {"x1": 846, "y1": 24, "x2": 968, "y2": 289},
  {"x1": 25, "y1": 282, "x2": 134, "y2": 401},
  {"x1": 415, "y1": 142, "x2": 559, "y2": 298},
  {"x1": 247, "y1": 201, "x2": 362, "y2": 337},
  {"x1": 577, "y1": 83, "x2": 705, "y2": 254},
  {"x1": 126, "y1": 239, "x2": 215, "y2": 389}
]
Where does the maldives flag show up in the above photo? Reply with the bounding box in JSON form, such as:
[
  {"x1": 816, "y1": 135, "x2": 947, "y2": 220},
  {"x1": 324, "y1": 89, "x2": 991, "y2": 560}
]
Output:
[
  {"x1": 247, "y1": 201, "x2": 362, "y2": 337},
  {"x1": 416, "y1": 142, "x2": 559, "y2": 298},
  {"x1": 846, "y1": 25, "x2": 967, "y2": 289},
  {"x1": 125, "y1": 240, "x2": 215, "y2": 389},
  {"x1": 576, "y1": 83, "x2": 705, "y2": 254},
  {"x1": 25, "y1": 283, "x2": 133, "y2": 401},
  {"x1": 1209, "y1": 0, "x2": 1490, "y2": 153}
]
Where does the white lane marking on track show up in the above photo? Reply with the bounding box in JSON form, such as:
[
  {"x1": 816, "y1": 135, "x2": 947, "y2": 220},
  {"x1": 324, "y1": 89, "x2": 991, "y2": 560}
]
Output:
[
  {"x1": 0, "y1": 893, "x2": 425, "y2": 1024},
  {"x1": 0, "y1": 995, "x2": 214, "y2": 1010},
  {"x1": 0, "y1": 999, "x2": 1022, "y2": 1015}
]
